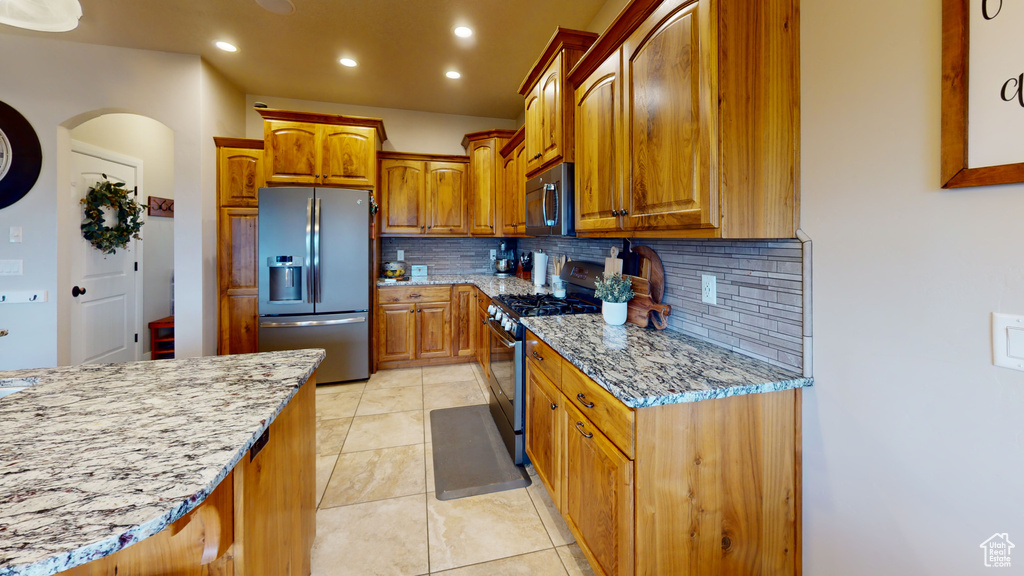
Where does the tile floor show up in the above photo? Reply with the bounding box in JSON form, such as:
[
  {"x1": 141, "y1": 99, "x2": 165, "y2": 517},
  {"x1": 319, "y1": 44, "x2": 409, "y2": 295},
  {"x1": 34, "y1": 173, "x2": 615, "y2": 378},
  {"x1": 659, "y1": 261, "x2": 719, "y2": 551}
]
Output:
[{"x1": 313, "y1": 364, "x2": 596, "y2": 576}]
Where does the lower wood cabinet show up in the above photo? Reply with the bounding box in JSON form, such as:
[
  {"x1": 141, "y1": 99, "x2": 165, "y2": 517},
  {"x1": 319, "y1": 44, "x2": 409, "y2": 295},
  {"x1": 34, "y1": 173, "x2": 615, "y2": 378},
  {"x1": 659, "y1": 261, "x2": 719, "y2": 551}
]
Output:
[
  {"x1": 376, "y1": 285, "x2": 481, "y2": 370},
  {"x1": 524, "y1": 330, "x2": 801, "y2": 576},
  {"x1": 452, "y1": 285, "x2": 476, "y2": 359},
  {"x1": 475, "y1": 288, "x2": 491, "y2": 378},
  {"x1": 218, "y1": 207, "x2": 259, "y2": 355}
]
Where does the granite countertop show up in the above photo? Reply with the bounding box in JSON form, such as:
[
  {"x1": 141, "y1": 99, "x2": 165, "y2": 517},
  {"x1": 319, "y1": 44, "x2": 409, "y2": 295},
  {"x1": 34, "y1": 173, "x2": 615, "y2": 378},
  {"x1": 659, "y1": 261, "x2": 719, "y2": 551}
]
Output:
[
  {"x1": 520, "y1": 315, "x2": 811, "y2": 408},
  {"x1": 0, "y1": 349, "x2": 325, "y2": 576},
  {"x1": 377, "y1": 274, "x2": 548, "y2": 300}
]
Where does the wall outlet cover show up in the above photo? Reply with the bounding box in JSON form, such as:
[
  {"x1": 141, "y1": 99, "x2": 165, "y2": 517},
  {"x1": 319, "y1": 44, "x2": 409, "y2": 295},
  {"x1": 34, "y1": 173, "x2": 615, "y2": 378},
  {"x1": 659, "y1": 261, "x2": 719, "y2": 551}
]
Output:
[
  {"x1": 396, "y1": 249, "x2": 405, "y2": 261},
  {"x1": 993, "y1": 312, "x2": 1024, "y2": 371},
  {"x1": 702, "y1": 274, "x2": 717, "y2": 305}
]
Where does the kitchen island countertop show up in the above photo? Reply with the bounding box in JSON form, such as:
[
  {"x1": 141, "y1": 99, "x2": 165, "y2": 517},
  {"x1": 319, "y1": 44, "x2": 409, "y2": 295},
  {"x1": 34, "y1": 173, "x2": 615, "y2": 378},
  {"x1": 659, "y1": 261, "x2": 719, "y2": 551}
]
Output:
[
  {"x1": 521, "y1": 314, "x2": 811, "y2": 408},
  {"x1": 0, "y1": 349, "x2": 324, "y2": 576}
]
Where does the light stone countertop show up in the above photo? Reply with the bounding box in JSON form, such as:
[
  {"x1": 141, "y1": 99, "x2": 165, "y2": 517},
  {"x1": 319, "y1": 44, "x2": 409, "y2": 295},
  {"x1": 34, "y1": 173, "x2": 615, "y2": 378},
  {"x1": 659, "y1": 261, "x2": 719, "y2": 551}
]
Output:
[
  {"x1": 377, "y1": 275, "x2": 811, "y2": 407},
  {"x1": 0, "y1": 349, "x2": 325, "y2": 576}
]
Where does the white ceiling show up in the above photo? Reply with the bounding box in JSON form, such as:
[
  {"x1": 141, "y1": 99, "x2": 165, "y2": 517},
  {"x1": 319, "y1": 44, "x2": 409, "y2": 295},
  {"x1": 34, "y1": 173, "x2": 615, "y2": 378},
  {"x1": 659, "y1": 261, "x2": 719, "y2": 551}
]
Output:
[{"x1": 0, "y1": 0, "x2": 611, "y2": 119}]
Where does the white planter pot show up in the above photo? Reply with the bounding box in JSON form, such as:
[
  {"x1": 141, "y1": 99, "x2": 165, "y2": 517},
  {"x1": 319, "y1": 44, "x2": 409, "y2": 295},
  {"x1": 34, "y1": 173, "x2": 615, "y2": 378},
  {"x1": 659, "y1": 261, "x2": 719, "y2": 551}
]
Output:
[{"x1": 602, "y1": 301, "x2": 628, "y2": 326}]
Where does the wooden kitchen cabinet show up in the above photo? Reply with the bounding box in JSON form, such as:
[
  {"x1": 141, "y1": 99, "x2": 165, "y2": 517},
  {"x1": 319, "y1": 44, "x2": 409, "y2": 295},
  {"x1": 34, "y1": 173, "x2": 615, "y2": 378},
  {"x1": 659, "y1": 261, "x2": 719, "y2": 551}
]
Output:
[
  {"x1": 568, "y1": 0, "x2": 799, "y2": 239},
  {"x1": 378, "y1": 303, "x2": 417, "y2": 363},
  {"x1": 258, "y1": 109, "x2": 385, "y2": 189},
  {"x1": 377, "y1": 286, "x2": 466, "y2": 369},
  {"x1": 452, "y1": 285, "x2": 476, "y2": 359},
  {"x1": 379, "y1": 152, "x2": 469, "y2": 236},
  {"x1": 475, "y1": 288, "x2": 490, "y2": 377},
  {"x1": 463, "y1": 130, "x2": 515, "y2": 237},
  {"x1": 523, "y1": 328, "x2": 801, "y2": 576},
  {"x1": 499, "y1": 128, "x2": 526, "y2": 236},
  {"x1": 519, "y1": 28, "x2": 598, "y2": 178},
  {"x1": 416, "y1": 301, "x2": 452, "y2": 359},
  {"x1": 216, "y1": 137, "x2": 264, "y2": 356}
]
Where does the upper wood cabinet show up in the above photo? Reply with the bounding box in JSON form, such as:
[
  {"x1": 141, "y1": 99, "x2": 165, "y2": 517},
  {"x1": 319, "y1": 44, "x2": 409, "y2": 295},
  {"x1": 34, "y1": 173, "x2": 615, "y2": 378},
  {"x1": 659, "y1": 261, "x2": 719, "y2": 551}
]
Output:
[
  {"x1": 463, "y1": 130, "x2": 515, "y2": 237},
  {"x1": 519, "y1": 28, "x2": 598, "y2": 178},
  {"x1": 499, "y1": 128, "x2": 526, "y2": 237},
  {"x1": 216, "y1": 138, "x2": 265, "y2": 207},
  {"x1": 258, "y1": 109, "x2": 385, "y2": 189},
  {"x1": 379, "y1": 152, "x2": 469, "y2": 236},
  {"x1": 568, "y1": 0, "x2": 799, "y2": 239}
]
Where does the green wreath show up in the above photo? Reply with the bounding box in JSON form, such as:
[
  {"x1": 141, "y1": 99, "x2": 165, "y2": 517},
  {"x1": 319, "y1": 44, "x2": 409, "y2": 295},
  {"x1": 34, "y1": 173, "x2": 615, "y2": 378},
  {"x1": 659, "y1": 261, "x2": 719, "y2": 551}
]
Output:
[{"x1": 80, "y1": 177, "x2": 144, "y2": 255}]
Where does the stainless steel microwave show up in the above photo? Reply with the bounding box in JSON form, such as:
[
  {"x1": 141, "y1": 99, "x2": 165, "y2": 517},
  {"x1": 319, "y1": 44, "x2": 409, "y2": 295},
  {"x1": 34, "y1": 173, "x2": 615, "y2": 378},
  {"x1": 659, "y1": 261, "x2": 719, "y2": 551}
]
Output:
[{"x1": 525, "y1": 163, "x2": 575, "y2": 237}]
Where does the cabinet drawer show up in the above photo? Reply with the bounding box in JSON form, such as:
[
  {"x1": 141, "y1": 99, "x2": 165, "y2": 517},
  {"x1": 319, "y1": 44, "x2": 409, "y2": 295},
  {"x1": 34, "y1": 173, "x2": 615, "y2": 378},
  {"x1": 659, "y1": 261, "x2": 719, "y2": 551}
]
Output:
[
  {"x1": 378, "y1": 286, "x2": 450, "y2": 304},
  {"x1": 562, "y1": 361, "x2": 635, "y2": 459},
  {"x1": 525, "y1": 331, "x2": 560, "y2": 387}
]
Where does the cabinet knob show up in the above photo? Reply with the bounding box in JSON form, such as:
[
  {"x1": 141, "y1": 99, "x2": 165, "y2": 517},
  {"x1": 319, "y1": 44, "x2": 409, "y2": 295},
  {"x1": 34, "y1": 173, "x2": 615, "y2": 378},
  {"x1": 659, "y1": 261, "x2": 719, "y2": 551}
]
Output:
[
  {"x1": 621, "y1": 209, "x2": 628, "y2": 215},
  {"x1": 611, "y1": 210, "x2": 619, "y2": 216},
  {"x1": 421, "y1": 226, "x2": 425, "y2": 230},
  {"x1": 550, "y1": 403, "x2": 558, "y2": 410},
  {"x1": 409, "y1": 309, "x2": 415, "y2": 314}
]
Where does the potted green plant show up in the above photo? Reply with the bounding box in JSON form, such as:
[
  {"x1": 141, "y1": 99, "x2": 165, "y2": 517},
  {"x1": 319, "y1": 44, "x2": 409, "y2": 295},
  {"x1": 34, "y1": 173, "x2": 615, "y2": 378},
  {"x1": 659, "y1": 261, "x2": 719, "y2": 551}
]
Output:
[{"x1": 594, "y1": 272, "x2": 634, "y2": 326}]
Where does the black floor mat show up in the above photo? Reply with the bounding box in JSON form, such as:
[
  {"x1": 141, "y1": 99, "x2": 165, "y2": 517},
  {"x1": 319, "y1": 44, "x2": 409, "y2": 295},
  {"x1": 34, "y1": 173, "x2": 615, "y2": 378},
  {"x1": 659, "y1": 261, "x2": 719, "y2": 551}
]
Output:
[{"x1": 430, "y1": 404, "x2": 531, "y2": 500}]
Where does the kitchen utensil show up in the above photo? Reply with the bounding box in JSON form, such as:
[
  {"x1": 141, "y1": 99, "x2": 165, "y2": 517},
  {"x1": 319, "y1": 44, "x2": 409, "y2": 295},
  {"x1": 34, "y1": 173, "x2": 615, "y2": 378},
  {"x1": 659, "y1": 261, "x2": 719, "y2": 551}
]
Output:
[
  {"x1": 382, "y1": 260, "x2": 407, "y2": 278},
  {"x1": 604, "y1": 246, "x2": 623, "y2": 275},
  {"x1": 495, "y1": 258, "x2": 515, "y2": 273}
]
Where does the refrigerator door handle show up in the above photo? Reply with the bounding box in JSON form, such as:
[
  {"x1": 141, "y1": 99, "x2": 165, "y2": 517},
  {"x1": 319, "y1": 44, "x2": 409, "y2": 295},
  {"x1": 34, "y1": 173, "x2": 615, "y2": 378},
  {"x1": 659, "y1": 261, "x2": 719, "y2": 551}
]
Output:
[
  {"x1": 260, "y1": 316, "x2": 366, "y2": 328},
  {"x1": 306, "y1": 198, "x2": 314, "y2": 303},
  {"x1": 314, "y1": 197, "x2": 322, "y2": 304}
]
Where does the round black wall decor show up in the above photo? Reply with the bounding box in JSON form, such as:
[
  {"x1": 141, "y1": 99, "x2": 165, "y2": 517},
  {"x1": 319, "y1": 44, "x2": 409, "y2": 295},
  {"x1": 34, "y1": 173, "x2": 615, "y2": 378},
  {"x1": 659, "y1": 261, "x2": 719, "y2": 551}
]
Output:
[{"x1": 0, "y1": 100, "x2": 43, "y2": 211}]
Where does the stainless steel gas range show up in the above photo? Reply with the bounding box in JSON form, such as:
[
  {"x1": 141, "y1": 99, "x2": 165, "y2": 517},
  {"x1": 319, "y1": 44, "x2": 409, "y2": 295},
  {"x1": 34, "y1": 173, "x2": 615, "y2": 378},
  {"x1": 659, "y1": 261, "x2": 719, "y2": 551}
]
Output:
[{"x1": 484, "y1": 260, "x2": 604, "y2": 465}]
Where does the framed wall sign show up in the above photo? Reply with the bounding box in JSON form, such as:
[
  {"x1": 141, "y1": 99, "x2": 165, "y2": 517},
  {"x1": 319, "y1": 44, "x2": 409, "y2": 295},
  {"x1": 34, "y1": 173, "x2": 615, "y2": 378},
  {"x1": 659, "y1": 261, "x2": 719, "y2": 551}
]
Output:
[
  {"x1": 0, "y1": 100, "x2": 43, "y2": 210},
  {"x1": 942, "y1": 0, "x2": 1024, "y2": 188}
]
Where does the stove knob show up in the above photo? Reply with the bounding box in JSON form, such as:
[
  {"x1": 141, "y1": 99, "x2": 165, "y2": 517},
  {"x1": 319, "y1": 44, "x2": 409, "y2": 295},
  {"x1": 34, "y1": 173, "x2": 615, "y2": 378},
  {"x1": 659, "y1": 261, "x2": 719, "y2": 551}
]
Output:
[
  {"x1": 505, "y1": 318, "x2": 515, "y2": 331},
  {"x1": 495, "y1": 311, "x2": 504, "y2": 322},
  {"x1": 487, "y1": 304, "x2": 496, "y2": 315}
]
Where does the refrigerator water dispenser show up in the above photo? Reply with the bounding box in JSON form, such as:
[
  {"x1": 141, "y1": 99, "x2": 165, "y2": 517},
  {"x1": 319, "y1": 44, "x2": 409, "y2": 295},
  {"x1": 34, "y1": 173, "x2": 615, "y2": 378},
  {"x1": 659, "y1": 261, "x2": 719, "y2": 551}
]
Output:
[{"x1": 268, "y1": 256, "x2": 303, "y2": 302}]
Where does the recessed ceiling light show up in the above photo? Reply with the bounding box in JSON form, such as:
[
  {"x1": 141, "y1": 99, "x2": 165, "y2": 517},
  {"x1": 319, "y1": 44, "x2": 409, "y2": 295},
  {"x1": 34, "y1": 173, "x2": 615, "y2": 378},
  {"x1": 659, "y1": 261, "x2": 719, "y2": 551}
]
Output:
[
  {"x1": 255, "y1": 0, "x2": 295, "y2": 15},
  {"x1": 454, "y1": 26, "x2": 473, "y2": 38},
  {"x1": 215, "y1": 41, "x2": 238, "y2": 52},
  {"x1": 0, "y1": 0, "x2": 82, "y2": 32},
  {"x1": 446, "y1": 71, "x2": 461, "y2": 79},
  {"x1": 339, "y1": 58, "x2": 358, "y2": 68}
]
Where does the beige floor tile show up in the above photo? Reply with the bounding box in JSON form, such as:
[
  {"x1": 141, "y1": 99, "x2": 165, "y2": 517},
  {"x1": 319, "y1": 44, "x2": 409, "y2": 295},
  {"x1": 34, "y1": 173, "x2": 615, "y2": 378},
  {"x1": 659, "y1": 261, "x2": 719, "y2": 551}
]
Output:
[
  {"x1": 316, "y1": 381, "x2": 366, "y2": 395},
  {"x1": 426, "y1": 489, "x2": 553, "y2": 572},
  {"x1": 432, "y1": 549, "x2": 568, "y2": 575},
  {"x1": 316, "y1": 417, "x2": 352, "y2": 455},
  {"x1": 321, "y1": 444, "x2": 425, "y2": 508},
  {"x1": 356, "y1": 385, "x2": 424, "y2": 416},
  {"x1": 425, "y1": 443, "x2": 434, "y2": 492},
  {"x1": 527, "y1": 481, "x2": 575, "y2": 546},
  {"x1": 366, "y1": 367, "x2": 423, "y2": 389},
  {"x1": 316, "y1": 454, "x2": 338, "y2": 508},
  {"x1": 311, "y1": 494, "x2": 428, "y2": 576},
  {"x1": 556, "y1": 544, "x2": 596, "y2": 576},
  {"x1": 423, "y1": 363, "x2": 477, "y2": 385},
  {"x1": 316, "y1": 391, "x2": 361, "y2": 421},
  {"x1": 423, "y1": 380, "x2": 486, "y2": 411},
  {"x1": 343, "y1": 410, "x2": 424, "y2": 452}
]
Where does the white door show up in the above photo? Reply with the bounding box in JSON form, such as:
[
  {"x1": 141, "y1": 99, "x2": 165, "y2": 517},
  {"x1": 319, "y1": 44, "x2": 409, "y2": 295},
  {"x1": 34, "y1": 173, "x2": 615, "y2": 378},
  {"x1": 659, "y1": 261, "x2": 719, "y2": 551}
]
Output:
[{"x1": 70, "y1": 143, "x2": 142, "y2": 365}]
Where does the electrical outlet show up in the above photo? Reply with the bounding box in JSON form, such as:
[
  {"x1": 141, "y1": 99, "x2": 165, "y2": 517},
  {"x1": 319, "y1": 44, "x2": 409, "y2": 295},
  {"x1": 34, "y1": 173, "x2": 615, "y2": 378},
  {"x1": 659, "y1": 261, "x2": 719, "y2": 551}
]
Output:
[
  {"x1": 397, "y1": 249, "x2": 405, "y2": 261},
  {"x1": 701, "y1": 274, "x2": 717, "y2": 305},
  {"x1": 490, "y1": 249, "x2": 497, "y2": 261}
]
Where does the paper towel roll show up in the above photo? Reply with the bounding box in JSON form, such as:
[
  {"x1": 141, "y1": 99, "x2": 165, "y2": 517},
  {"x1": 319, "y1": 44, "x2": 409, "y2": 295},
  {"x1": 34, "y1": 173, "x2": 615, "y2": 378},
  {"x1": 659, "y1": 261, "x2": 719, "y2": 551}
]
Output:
[{"x1": 533, "y1": 251, "x2": 548, "y2": 286}]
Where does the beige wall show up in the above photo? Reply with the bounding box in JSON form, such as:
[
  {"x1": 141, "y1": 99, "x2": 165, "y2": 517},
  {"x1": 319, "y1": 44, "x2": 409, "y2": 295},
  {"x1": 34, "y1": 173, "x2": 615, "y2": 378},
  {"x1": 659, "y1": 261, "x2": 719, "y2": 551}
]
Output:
[
  {"x1": 586, "y1": 0, "x2": 630, "y2": 33},
  {"x1": 801, "y1": 0, "x2": 1024, "y2": 572},
  {"x1": 70, "y1": 114, "x2": 176, "y2": 357},
  {"x1": 245, "y1": 95, "x2": 516, "y2": 156}
]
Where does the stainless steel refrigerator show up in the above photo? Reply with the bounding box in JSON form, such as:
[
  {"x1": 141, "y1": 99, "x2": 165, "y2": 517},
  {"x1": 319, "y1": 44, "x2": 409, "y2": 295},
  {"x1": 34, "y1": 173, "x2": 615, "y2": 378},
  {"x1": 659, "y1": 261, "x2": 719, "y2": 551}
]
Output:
[{"x1": 257, "y1": 187, "x2": 370, "y2": 383}]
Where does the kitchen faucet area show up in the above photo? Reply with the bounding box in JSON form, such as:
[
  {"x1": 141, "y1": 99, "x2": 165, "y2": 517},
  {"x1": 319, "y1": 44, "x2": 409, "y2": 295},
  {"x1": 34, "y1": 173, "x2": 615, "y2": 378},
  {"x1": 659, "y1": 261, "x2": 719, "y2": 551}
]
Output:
[{"x1": 2, "y1": 0, "x2": 1023, "y2": 575}]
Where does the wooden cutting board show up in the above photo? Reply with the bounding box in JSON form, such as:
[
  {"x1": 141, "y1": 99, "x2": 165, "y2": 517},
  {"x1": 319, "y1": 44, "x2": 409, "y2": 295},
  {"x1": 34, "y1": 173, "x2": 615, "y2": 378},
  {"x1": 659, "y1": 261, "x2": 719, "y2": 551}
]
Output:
[{"x1": 625, "y1": 246, "x2": 671, "y2": 329}]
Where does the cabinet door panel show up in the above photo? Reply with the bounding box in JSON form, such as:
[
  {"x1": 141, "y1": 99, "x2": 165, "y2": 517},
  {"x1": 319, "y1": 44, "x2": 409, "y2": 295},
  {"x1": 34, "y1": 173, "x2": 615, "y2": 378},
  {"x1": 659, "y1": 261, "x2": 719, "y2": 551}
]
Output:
[
  {"x1": 417, "y1": 302, "x2": 452, "y2": 359},
  {"x1": 321, "y1": 126, "x2": 375, "y2": 188},
  {"x1": 380, "y1": 160, "x2": 426, "y2": 234},
  {"x1": 514, "y1": 142, "x2": 527, "y2": 232},
  {"x1": 564, "y1": 403, "x2": 634, "y2": 576},
  {"x1": 378, "y1": 304, "x2": 416, "y2": 363},
  {"x1": 499, "y1": 153, "x2": 517, "y2": 236},
  {"x1": 469, "y1": 142, "x2": 497, "y2": 236},
  {"x1": 575, "y1": 50, "x2": 623, "y2": 234},
  {"x1": 218, "y1": 208, "x2": 259, "y2": 355},
  {"x1": 427, "y1": 161, "x2": 469, "y2": 234},
  {"x1": 220, "y1": 148, "x2": 263, "y2": 207},
  {"x1": 624, "y1": 1, "x2": 716, "y2": 231},
  {"x1": 452, "y1": 286, "x2": 475, "y2": 358},
  {"x1": 220, "y1": 295, "x2": 259, "y2": 355},
  {"x1": 525, "y1": 367, "x2": 563, "y2": 508},
  {"x1": 525, "y1": 86, "x2": 543, "y2": 174},
  {"x1": 265, "y1": 120, "x2": 318, "y2": 185},
  {"x1": 540, "y1": 54, "x2": 563, "y2": 166}
]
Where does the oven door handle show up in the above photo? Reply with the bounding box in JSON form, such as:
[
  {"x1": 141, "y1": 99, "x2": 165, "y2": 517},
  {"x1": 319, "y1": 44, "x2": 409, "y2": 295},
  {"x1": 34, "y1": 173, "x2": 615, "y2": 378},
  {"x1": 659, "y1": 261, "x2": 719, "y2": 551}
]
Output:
[{"x1": 488, "y1": 319, "x2": 517, "y2": 348}]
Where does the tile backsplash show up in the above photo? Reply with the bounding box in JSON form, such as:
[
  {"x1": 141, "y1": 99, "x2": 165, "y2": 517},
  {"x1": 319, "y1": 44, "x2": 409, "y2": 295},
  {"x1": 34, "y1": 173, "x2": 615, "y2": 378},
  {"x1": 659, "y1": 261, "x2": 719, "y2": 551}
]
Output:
[{"x1": 381, "y1": 236, "x2": 804, "y2": 372}]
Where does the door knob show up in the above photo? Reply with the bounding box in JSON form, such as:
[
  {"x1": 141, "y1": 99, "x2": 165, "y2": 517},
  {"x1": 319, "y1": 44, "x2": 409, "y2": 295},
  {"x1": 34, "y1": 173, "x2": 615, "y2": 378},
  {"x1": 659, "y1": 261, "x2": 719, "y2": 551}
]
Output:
[{"x1": 72, "y1": 286, "x2": 87, "y2": 297}]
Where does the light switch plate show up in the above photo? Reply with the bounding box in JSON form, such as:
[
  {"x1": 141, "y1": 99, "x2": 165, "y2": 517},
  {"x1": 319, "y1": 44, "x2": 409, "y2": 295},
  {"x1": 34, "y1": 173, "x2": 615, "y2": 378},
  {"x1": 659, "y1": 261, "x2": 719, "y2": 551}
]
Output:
[
  {"x1": 397, "y1": 249, "x2": 405, "y2": 261},
  {"x1": 992, "y1": 313, "x2": 1024, "y2": 371},
  {"x1": 0, "y1": 260, "x2": 23, "y2": 275}
]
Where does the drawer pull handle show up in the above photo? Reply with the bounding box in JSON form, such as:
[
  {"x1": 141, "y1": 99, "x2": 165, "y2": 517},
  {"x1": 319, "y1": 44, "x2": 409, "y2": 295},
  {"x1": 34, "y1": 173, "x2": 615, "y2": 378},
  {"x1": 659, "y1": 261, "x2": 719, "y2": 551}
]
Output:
[
  {"x1": 532, "y1": 351, "x2": 544, "y2": 361},
  {"x1": 575, "y1": 421, "x2": 593, "y2": 439},
  {"x1": 550, "y1": 403, "x2": 558, "y2": 410},
  {"x1": 577, "y1": 393, "x2": 595, "y2": 408}
]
